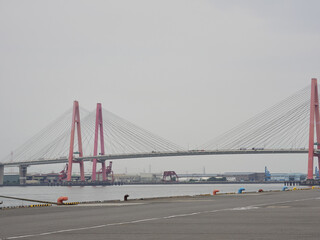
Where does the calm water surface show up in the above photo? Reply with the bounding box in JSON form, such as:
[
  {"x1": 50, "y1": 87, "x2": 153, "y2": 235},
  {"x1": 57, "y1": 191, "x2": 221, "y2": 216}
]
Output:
[{"x1": 0, "y1": 183, "x2": 291, "y2": 207}]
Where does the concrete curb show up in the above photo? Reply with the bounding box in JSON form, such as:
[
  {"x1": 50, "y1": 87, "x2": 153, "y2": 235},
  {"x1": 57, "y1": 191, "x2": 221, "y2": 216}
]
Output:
[{"x1": 1, "y1": 203, "x2": 52, "y2": 210}]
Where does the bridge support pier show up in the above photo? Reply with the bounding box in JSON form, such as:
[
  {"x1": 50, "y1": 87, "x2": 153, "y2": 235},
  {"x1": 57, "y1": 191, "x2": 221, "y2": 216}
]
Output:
[
  {"x1": 0, "y1": 165, "x2": 4, "y2": 185},
  {"x1": 308, "y1": 78, "x2": 320, "y2": 180},
  {"x1": 19, "y1": 165, "x2": 28, "y2": 185}
]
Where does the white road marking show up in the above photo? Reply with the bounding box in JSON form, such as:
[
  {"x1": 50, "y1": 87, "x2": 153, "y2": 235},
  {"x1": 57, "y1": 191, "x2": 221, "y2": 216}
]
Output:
[
  {"x1": 73, "y1": 203, "x2": 145, "y2": 207},
  {"x1": 230, "y1": 206, "x2": 259, "y2": 211},
  {"x1": 5, "y1": 197, "x2": 319, "y2": 239}
]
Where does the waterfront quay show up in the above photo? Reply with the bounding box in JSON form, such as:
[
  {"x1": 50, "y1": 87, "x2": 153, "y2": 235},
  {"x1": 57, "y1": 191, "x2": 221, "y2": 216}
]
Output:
[{"x1": 1, "y1": 190, "x2": 320, "y2": 240}]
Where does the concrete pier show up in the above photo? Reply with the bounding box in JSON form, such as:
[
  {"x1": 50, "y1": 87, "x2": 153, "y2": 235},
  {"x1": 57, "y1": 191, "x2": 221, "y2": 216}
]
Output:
[
  {"x1": 0, "y1": 164, "x2": 4, "y2": 185},
  {"x1": 19, "y1": 165, "x2": 28, "y2": 185},
  {"x1": 1, "y1": 189, "x2": 320, "y2": 239}
]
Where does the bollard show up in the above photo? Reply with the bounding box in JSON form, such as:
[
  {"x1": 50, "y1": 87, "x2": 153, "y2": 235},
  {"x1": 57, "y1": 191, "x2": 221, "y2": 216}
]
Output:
[
  {"x1": 213, "y1": 190, "x2": 220, "y2": 195},
  {"x1": 57, "y1": 196, "x2": 68, "y2": 205},
  {"x1": 238, "y1": 188, "x2": 245, "y2": 194},
  {"x1": 282, "y1": 186, "x2": 288, "y2": 191},
  {"x1": 258, "y1": 189, "x2": 263, "y2": 192},
  {"x1": 124, "y1": 194, "x2": 129, "y2": 201}
]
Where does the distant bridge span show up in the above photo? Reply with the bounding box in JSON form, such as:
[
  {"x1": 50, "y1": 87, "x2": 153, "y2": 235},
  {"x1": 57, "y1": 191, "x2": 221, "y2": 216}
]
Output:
[{"x1": 3, "y1": 149, "x2": 308, "y2": 167}]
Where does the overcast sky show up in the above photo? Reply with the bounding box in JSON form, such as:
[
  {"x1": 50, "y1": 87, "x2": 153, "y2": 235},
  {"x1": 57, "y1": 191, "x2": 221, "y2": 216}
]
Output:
[{"x1": 1, "y1": 0, "x2": 320, "y2": 175}]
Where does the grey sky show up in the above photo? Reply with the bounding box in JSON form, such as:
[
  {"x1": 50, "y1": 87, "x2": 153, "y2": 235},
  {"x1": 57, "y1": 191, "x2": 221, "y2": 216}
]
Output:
[{"x1": 1, "y1": 0, "x2": 320, "y2": 174}]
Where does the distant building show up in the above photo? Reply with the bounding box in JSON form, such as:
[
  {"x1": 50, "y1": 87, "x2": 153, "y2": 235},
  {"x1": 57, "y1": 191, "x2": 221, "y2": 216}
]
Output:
[
  {"x1": 178, "y1": 172, "x2": 265, "y2": 182},
  {"x1": 114, "y1": 174, "x2": 141, "y2": 183},
  {"x1": 30, "y1": 173, "x2": 61, "y2": 183},
  {"x1": 4, "y1": 174, "x2": 19, "y2": 184},
  {"x1": 221, "y1": 172, "x2": 265, "y2": 182},
  {"x1": 269, "y1": 173, "x2": 306, "y2": 181},
  {"x1": 264, "y1": 166, "x2": 307, "y2": 181},
  {"x1": 140, "y1": 173, "x2": 157, "y2": 182}
]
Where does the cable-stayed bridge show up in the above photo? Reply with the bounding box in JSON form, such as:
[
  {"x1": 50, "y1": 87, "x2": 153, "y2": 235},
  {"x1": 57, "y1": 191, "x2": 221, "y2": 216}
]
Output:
[{"x1": 1, "y1": 78, "x2": 320, "y2": 184}]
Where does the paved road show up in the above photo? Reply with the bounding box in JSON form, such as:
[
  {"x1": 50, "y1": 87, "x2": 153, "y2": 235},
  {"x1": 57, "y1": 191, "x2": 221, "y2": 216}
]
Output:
[{"x1": 1, "y1": 190, "x2": 320, "y2": 239}]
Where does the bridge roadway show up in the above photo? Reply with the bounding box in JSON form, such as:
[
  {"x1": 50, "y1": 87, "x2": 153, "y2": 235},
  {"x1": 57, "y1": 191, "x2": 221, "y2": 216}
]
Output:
[
  {"x1": 2, "y1": 149, "x2": 309, "y2": 166},
  {"x1": 1, "y1": 189, "x2": 320, "y2": 239}
]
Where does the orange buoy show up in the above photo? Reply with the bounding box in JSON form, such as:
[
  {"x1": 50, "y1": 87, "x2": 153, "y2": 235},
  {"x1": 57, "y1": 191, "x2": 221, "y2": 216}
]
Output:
[
  {"x1": 213, "y1": 190, "x2": 220, "y2": 195},
  {"x1": 57, "y1": 196, "x2": 68, "y2": 205}
]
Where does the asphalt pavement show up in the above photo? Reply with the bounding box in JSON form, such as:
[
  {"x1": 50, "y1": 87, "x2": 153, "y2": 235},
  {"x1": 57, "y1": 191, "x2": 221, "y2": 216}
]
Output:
[{"x1": 1, "y1": 189, "x2": 320, "y2": 240}]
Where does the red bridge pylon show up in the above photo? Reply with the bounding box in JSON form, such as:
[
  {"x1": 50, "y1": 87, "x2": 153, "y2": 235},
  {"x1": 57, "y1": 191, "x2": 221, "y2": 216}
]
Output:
[
  {"x1": 67, "y1": 101, "x2": 85, "y2": 182},
  {"x1": 308, "y1": 78, "x2": 320, "y2": 180},
  {"x1": 92, "y1": 103, "x2": 107, "y2": 181}
]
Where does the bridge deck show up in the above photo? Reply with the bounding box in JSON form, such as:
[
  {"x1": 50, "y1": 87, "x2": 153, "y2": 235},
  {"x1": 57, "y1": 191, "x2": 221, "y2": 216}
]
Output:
[{"x1": 2, "y1": 149, "x2": 308, "y2": 166}]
